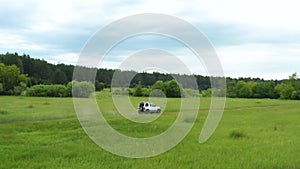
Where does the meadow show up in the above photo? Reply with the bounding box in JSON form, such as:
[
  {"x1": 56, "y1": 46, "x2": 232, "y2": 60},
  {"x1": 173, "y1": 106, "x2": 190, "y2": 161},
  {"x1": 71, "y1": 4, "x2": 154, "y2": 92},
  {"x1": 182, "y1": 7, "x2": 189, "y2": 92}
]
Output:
[{"x1": 0, "y1": 90, "x2": 300, "y2": 169}]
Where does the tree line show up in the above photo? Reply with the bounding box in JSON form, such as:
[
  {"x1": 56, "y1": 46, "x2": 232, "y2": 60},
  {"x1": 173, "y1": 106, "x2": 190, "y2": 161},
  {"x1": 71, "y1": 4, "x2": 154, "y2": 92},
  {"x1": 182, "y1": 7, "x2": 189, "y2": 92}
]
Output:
[
  {"x1": 0, "y1": 52, "x2": 210, "y2": 89},
  {"x1": 1, "y1": 52, "x2": 300, "y2": 100}
]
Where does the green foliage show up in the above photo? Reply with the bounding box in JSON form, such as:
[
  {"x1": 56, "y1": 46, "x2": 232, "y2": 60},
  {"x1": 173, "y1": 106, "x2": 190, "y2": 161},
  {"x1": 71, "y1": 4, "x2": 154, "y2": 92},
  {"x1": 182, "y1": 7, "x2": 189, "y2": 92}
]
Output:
[
  {"x1": 182, "y1": 88, "x2": 200, "y2": 97},
  {"x1": 3, "y1": 53, "x2": 300, "y2": 100},
  {"x1": 95, "y1": 81, "x2": 105, "y2": 91},
  {"x1": 13, "y1": 82, "x2": 27, "y2": 96},
  {"x1": 152, "y1": 80, "x2": 165, "y2": 91},
  {"x1": 252, "y1": 81, "x2": 276, "y2": 98},
  {"x1": 48, "y1": 85, "x2": 69, "y2": 97},
  {"x1": 275, "y1": 83, "x2": 295, "y2": 99},
  {"x1": 133, "y1": 80, "x2": 198, "y2": 98},
  {"x1": 1, "y1": 52, "x2": 24, "y2": 73},
  {"x1": 134, "y1": 81, "x2": 143, "y2": 97},
  {"x1": 52, "y1": 68, "x2": 68, "y2": 84},
  {"x1": 291, "y1": 90, "x2": 300, "y2": 100},
  {"x1": 111, "y1": 88, "x2": 129, "y2": 95},
  {"x1": 201, "y1": 88, "x2": 211, "y2": 97},
  {"x1": 0, "y1": 83, "x2": 3, "y2": 94},
  {"x1": 272, "y1": 72, "x2": 300, "y2": 100},
  {"x1": 201, "y1": 88, "x2": 225, "y2": 97},
  {"x1": 0, "y1": 63, "x2": 29, "y2": 95},
  {"x1": 133, "y1": 79, "x2": 183, "y2": 98},
  {"x1": 150, "y1": 89, "x2": 166, "y2": 97},
  {"x1": 27, "y1": 84, "x2": 69, "y2": 97},
  {"x1": 150, "y1": 80, "x2": 167, "y2": 97},
  {"x1": 226, "y1": 80, "x2": 237, "y2": 98},
  {"x1": 236, "y1": 81, "x2": 253, "y2": 98},
  {"x1": 141, "y1": 87, "x2": 151, "y2": 97},
  {"x1": 212, "y1": 88, "x2": 226, "y2": 97},
  {"x1": 71, "y1": 80, "x2": 95, "y2": 98},
  {"x1": 165, "y1": 80, "x2": 181, "y2": 97},
  {"x1": 288, "y1": 72, "x2": 300, "y2": 89}
]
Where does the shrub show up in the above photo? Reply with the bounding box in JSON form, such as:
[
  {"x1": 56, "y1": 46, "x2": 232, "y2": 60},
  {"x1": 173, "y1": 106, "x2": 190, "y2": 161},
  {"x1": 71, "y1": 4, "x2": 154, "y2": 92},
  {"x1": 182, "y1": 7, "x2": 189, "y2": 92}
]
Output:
[
  {"x1": 95, "y1": 81, "x2": 106, "y2": 91},
  {"x1": 236, "y1": 81, "x2": 253, "y2": 98},
  {"x1": 13, "y1": 82, "x2": 27, "y2": 96},
  {"x1": 27, "y1": 84, "x2": 68, "y2": 97},
  {"x1": 165, "y1": 80, "x2": 181, "y2": 98},
  {"x1": 71, "y1": 81, "x2": 95, "y2": 98},
  {"x1": 201, "y1": 88, "x2": 211, "y2": 97},
  {"x1": 112, "y1": 88, "x2": 129, "y2": 95},
  {"x1": 150, "y1": 89, "x2": 166, "y2": 97},
  {"x1": 47, "y1": 85, "x2": 68, "y2": 97},
  {"x1": 182, "y1": 88, "x2": 200, "y2": 97},
  {"x1": 27, "y1": 85, "x2": 47, "y2": 97},
  {"x1": 275, "y1": 83, "x2": 294, "y2": 99},
  {"x1": 134, "y1": 81, "x2": 143, "y2": 97},
  {"x1": 141, "y1": 88, "x2": 151, "y2": 97},
  {"x1": 128, "y1": 88, "x2": 135, "y2": 96},
  {"x1": 291, "y1": 90, "x2": 300, "y2": 100}
]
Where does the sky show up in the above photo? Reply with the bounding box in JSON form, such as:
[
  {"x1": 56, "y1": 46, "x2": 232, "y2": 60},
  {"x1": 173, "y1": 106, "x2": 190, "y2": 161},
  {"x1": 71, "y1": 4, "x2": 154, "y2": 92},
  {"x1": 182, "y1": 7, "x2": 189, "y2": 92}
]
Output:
[{"x1": 1, "y1": 0, "x2": 300, "y2": 80}]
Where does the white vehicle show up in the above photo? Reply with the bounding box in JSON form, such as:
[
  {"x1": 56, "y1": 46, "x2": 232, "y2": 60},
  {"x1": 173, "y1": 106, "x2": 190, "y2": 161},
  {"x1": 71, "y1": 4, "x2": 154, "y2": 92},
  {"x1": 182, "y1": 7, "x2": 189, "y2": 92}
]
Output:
[{"x1": 138, "y1": 102, "x2": 161, "y2": 114}]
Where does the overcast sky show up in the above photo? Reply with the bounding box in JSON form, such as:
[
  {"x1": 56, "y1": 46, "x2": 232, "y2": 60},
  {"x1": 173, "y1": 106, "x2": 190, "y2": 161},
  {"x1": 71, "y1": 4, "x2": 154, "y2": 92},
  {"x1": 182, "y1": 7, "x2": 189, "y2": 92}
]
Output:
[{"x1": 1, "y1": 0, "x2": 300, "y2": 80}]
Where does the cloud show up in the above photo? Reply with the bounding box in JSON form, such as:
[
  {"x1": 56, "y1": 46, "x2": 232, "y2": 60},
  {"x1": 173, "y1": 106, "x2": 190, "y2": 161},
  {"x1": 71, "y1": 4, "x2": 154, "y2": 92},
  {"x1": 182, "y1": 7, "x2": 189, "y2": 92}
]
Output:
[
  {"x1": 190, "y1": 0, "x2": 300, "y2": 30},
  {"x1": 217, "y1": 43, "x2": 300, "y2": 79},
  {"x1": 1, "y1": 0, "x2": 300, "y2": 80},
  {"x1": 47, "y1": 52, "x2": 79, "y2": 65}
]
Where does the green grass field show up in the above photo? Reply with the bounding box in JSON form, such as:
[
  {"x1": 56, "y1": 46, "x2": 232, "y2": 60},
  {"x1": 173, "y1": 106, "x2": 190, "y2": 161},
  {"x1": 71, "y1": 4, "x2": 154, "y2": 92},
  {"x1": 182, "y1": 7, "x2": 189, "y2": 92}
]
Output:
[{"x1": 1, "y1": 90, "x2": 300, "y2": 169}]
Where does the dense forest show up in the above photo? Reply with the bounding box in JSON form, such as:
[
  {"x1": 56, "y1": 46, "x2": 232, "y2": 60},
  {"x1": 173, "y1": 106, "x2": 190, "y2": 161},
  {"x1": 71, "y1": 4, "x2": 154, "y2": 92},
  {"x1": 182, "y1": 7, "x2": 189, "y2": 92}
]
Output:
[{"x1": 1, "y1": 52, "x2": 300, "y2": 99}]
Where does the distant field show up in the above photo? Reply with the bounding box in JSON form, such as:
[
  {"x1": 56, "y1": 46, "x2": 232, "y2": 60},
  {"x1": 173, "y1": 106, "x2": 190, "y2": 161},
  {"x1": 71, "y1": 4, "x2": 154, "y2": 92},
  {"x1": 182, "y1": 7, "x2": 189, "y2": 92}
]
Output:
[{"x1": 0, "y1": 90, "x2": 300, "y2": 169}]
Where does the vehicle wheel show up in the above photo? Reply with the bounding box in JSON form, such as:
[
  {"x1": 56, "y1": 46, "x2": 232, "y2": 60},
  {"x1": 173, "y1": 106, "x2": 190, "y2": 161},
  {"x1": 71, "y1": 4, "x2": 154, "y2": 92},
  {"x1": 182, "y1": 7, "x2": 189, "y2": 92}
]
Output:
[
  {"x1": 145, "y1": 110, "x2": 150, "y2": 114},
  {"x1": 157, "y1": 109, "x2": 161, "y2": 113}
]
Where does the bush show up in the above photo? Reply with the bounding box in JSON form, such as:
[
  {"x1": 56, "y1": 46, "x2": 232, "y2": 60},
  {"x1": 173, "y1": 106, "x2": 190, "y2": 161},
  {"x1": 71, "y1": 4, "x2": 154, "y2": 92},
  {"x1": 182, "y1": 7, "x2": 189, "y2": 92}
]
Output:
[
  {"x1": 95, "y1": 81, "x2": 106, "y2": 91},
  {"x1": 71, "y1": 81, "x2": 95, "y2": 98},
  {"x1": 112, "y1": 88, "x2": 129, "y2": 95},
  {"x1": 275, "y1": 83, "x2": 294, "y2": 99},
  {"x1": 134, "y1": 81, "x2": 143, "y2": 97},
  {"x1": 128, "y1": 88, "x2": 135, "y2": 96},
  {"x1": 165, "y1": 80, "x2": 181, "y2": 98},
  {"x1": 0, "y1": 63, "x2": 29, "y2": 95},
  {"x1": 27, "y1": 81, "x2": 95, "y2": 98},
  {"x1": 27, "y1": 85, "x2": 47, "y2": 97},
  {"x1": 132, "y1": 86, "x2": 151, "y2": 97},
  {"x1": 201, "y1": 88, "x2": 211, "y2": 97},
  {"x1": 182, "y1": 88, "x2": 200, "y2": 97},
  {"x1": 47, "y1": 85, "x2": 68, "y2": 97},
  {"x1": 27, "y1": 84, "x2": 68, "y2": 97},
  {"x1": 236, "y1": 81, "x2": 253, "y2": 98},
  {"x1": 150, "y1": 89, "x2": 166, "y2": 97},
  {"x1": 291, "y1": 90, "x2": 300, "y2": 100},
  {"x1": 13, "y1": 82, "x2": 27, "y2": 96}
]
